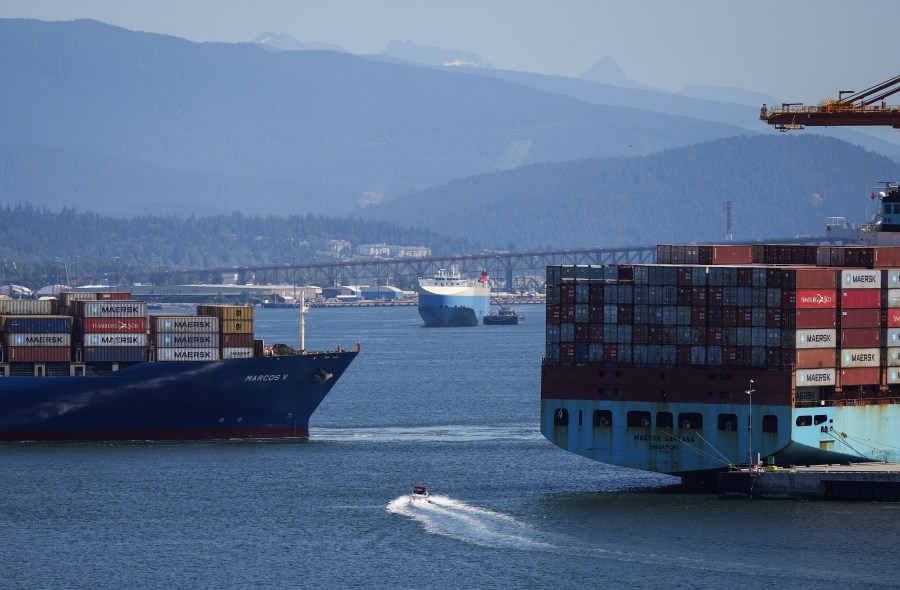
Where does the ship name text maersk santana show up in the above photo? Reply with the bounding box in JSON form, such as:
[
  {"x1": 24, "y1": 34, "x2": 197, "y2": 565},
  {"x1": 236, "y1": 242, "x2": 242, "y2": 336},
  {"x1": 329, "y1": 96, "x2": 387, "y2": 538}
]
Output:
[
  {"x1": 417, "y1": 266, "x2": 490, "y2": 327},
  {"x1": 541, "y1": 183, "x2": 900, "y2": 488},
  {"x1": 0, "y1": 291, "x2": 357, "y2": 441}
]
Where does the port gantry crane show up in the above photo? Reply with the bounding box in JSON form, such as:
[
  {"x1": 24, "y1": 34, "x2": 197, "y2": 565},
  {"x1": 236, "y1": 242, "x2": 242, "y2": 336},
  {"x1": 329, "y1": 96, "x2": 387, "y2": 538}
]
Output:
[{"x1": 760, "y1": 74, "x2": 900, "y2": 131}]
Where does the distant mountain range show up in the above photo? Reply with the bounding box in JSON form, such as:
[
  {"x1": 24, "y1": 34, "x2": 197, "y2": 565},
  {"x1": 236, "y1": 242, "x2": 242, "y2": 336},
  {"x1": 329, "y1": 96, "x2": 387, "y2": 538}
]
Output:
[
  {"x1": 362, "y1": 134, "x2": 900, "y2": 249},
  {"x1": 1, "y1": 18, "x2": 899, "y2": 255}
]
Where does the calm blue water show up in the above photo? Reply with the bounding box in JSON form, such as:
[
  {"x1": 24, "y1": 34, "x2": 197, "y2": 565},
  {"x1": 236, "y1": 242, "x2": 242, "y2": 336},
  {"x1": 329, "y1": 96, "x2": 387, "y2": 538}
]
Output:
[{"x1": 2, "y1": 305, "x2": 900, "y2": 589}]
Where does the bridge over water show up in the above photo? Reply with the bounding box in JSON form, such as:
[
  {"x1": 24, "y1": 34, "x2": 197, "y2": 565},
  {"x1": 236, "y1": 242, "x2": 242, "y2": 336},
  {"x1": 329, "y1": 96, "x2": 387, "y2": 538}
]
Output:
[{"x1": 137, "y1": 235, "x2": 838, "y2": 291}]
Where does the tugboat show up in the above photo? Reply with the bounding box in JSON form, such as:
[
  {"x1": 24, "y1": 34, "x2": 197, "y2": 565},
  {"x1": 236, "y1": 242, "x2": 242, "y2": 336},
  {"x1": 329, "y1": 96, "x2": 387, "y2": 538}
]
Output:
[
  {"x1": 411, "y1": 485, "x2": 429, "y2": 501},
  {"x1": 483, "y1": 306, "x2": 524, "y2": 325}
]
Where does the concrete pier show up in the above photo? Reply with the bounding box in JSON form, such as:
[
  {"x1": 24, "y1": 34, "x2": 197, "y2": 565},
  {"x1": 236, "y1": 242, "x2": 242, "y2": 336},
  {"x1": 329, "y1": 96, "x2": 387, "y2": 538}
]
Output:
[{"x1": 719, "y1": 463, "x2": 900, "y2": 501}]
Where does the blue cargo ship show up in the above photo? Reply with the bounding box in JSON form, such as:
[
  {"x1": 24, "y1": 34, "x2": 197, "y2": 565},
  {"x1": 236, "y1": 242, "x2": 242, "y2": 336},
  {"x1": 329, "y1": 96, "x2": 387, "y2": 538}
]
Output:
[
  {"x1": 0, "y1": 296, "x2": 357, "y2": 441},
  {"x1": 417, "y1": 266, "x2": 490, "y2": 327}
]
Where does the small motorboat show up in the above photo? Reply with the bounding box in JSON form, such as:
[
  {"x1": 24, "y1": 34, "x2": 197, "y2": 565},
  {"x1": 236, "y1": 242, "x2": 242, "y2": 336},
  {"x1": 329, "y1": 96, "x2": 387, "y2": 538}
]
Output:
[
  {"x1": 483, "y1": 305, "x2": 524, "y2": 325},
  {"x1": 411, "y1": 485, "x2": 429, "y2": 500}
]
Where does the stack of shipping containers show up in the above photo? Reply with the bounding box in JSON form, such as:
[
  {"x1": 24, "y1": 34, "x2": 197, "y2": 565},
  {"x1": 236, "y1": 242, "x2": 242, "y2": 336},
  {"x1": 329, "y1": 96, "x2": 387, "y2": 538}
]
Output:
[
  {"x1": 545, "y1": 244, "x2": 900, "y2": 391},
  {"x1": 151, "y1": 314, "x2": 220, "y2": 361},
  {"x1": 0, "y1": 298, "x2": 71, "y2": 364},
  {"x1": 196, "y1": 305, "x2": 255, "y2": 360},
  {"x1": 73, "y1": 296, "x2": 148, "y2": 363},
  {"x1": 839, "y1": 270, "x2": 882, "y2": 386}
]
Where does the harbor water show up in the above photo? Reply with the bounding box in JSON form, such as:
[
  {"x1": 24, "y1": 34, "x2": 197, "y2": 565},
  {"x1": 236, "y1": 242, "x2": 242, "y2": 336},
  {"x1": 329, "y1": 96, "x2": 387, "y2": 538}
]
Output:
[{"x1": 2, "y1": 305, "x2": 899, "y2": 589}]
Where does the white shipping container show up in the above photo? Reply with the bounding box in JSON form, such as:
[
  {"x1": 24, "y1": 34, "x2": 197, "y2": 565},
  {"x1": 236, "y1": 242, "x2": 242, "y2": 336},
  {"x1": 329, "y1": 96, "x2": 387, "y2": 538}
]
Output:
[
  {"x1": 81, "y1": 333, "x2": 147, "y2": 347},
  {"x1": 221, "y1": 347, "x2": 254, "y2": 359},
  {"x1": 841, "y1": 269, "x2": 881, "y2": 289},
  {"x1": 7, "y1": 332, "x2": 71, "y2": 347},
  {"x1": 795, "y1": 329, "x2": 836, "y2": 349},
  {"x1": 156, "y1": 347, "x2": 220, "y2": 361},
  {"x1": 80, "y1": 301, "x2": 147, "y2": 318},
  {"x1": 889, "y1": 369, "x2": 900, "y2": 385},
  {"x1": 151, "y1": 315, "x2": 219, "y2": 333},
  {"x1": 0, "y1": 299, "x2": 55, "y2": 315},
  {"x1": 889, "y1": 270, "x2": 900, "y2": 287},
  {"x1": 795, "y1": 368, "x2": 836, "y2": 387},
  {"x1": 890, "y1": 289, "x2": 900, "y2": 308},
  {"x1": 154, "y1": 333, "x2": 220, "y2": 348},
  {"x1": 887, "y1": 347, "x2": 900, "y2": 367},
  {"x1": 888, "y1": 329, "x2": 900, "y2": 346},
  {"x1": 841, "y1": 348, "x2": 880, "y2": 368}
]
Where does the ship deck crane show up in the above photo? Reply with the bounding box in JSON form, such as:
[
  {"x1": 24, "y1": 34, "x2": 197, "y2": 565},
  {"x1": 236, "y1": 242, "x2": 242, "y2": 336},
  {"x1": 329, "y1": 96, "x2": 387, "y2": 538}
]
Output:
[{"x1": 760, "y1": 75, "x2": 900, "y2": 131}]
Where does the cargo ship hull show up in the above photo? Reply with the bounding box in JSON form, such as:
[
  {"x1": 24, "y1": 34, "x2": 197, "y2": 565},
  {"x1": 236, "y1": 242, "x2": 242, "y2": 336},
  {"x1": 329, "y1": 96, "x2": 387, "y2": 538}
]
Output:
[{"x1": 0, "y1": 351, "x2": 357, "y2": 441}]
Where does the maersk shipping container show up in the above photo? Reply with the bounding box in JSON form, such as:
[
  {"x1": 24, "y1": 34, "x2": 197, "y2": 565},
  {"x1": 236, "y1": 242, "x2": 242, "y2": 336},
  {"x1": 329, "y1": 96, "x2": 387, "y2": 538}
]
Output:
[
  {"x1": 4, "y1": 333, "x2": 71, "y2": 347},
  {"x1": 150, "y1": 315, "x2": 220, "y2": 333},
  {"x1": 796, "y1": 368, "x2": 836, "y2": 387},
  {"x1": 80, "y1": 333, "x2": 147, "y2": 347},
  {"x1": 796, "y1": 329, "x2": 836, "y2": 349},
  {"x1": 841, "y1": 269, "x2": 881, "y2": 289},
  {"x1": 155, "y1": 333, "x2": 220, "y2": 348},
  {"x1": 840, "y1": 348, "x2": 880, "y2": 368},
  {"x1": 156, "y1": 348, "x2": 220, "y2": 362},
  {"x1": 75, "y1": 301, "x2": 147, "y2": 318}
]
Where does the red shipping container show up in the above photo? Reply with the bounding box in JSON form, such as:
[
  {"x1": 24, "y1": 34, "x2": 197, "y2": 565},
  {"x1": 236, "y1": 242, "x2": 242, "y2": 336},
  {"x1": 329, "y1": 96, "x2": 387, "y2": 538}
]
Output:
[
  {"x1": 796, "y1": 309, "x2": 837, "y2": 329},
  {"x1": 840, "y1": 308, "x2": 881, "y2": 329},
  {"x1": 602, "y1": 344, "x2": 618, "y2": 362},
  {"x1": 7, "y1": 346, "x2": 72, "y2": 362},
  {"x1": 589, "y1": 324, "x2": 603, "y2": 343},
  {"x1": 546, "y1": 304, "x2": 561, "y2": 324},
  {"x1": 79, "y1": 317, "x2": 147, "y2": 333},
  {"x1": 691, "y1": 287, "x2": 707, "y2": 306},
  {"x1": 888, "y1": 309, "x2": 900, "y2": 328},
  {"x1": 561, "y1": 304, "x2": 576, "y2": 322},
  {"x1": 691, "y1": 307, "x2": 707, "y2": 325},
  {"x1": 840, "y1": 289, "x2": 880, "y2": 309},
  {"x1": 796, "y1": 348, "x2": 836, "y2": 368},
  {"x1": 840, "y1": 367, "x2": 880, "y2": 386},
  {"x1": 766, "y1": 308, "x2": 784, "y2": 328},
  {"x1": 712, "y1": 245, "x2": 752, "y2": 265},
  {"x1": 841, "y1": 328, "x2": 881, "y2": 348},
  {"x1": 874, "y1": 247, "x2": 900, "y2": 268},
  {"x1": 559, "y1": 343, "x2": 574, "y2": 362},
  {"x1": 795, "y1": 268, "x2": 837, "y2": 289},
  {"x1": 795, "y1": 290, "x2": 837, "y2": 309},
  {"x1": 560, "y1": 284, "x2": 576, "y2": 304},
  {"x1": 707, "y1": 327, "x2": 723, "y2": 345},
  {"x1": 707, "y1": 287, "x2": 723, "y2": 306}
]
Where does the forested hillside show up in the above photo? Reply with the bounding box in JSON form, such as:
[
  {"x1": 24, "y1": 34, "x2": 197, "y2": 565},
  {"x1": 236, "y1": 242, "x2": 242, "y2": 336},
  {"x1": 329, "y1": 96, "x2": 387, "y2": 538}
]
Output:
[
  {"x1": 0, "y1": 206, "x2": 474, "y2": 288},
  {"x1": 362, "y1": 134, "x2": 900, "y2": 249}
]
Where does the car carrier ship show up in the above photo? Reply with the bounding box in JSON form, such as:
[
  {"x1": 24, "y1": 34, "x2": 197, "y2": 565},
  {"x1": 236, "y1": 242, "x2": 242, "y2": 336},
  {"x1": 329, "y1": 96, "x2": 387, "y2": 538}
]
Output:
[
  {"x1": 0, "y1": 292, "x2": 357, "y2": 441},
  {"x1": 541, "y1": 184, "x2": 900, "y2": 488},
  {"x1": 417, "y1": 265, "x2": 490, "y2": 327}
]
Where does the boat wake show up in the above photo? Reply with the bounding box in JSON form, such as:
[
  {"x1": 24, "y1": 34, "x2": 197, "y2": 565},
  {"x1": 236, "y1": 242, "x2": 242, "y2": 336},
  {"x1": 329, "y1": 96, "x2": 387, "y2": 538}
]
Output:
[
  {"x1": 312, "y1": 424, "x2": 540, "y2": 443},
  {"x1": 386, "y1": 494, "x2": 557, "y2": 551}
]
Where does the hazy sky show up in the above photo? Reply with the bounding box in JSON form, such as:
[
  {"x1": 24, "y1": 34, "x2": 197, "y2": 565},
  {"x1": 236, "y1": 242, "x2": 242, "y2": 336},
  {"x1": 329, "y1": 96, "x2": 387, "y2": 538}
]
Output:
[{"x1": 3, "y1": 0, "x2": 898, "y2": 103}]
